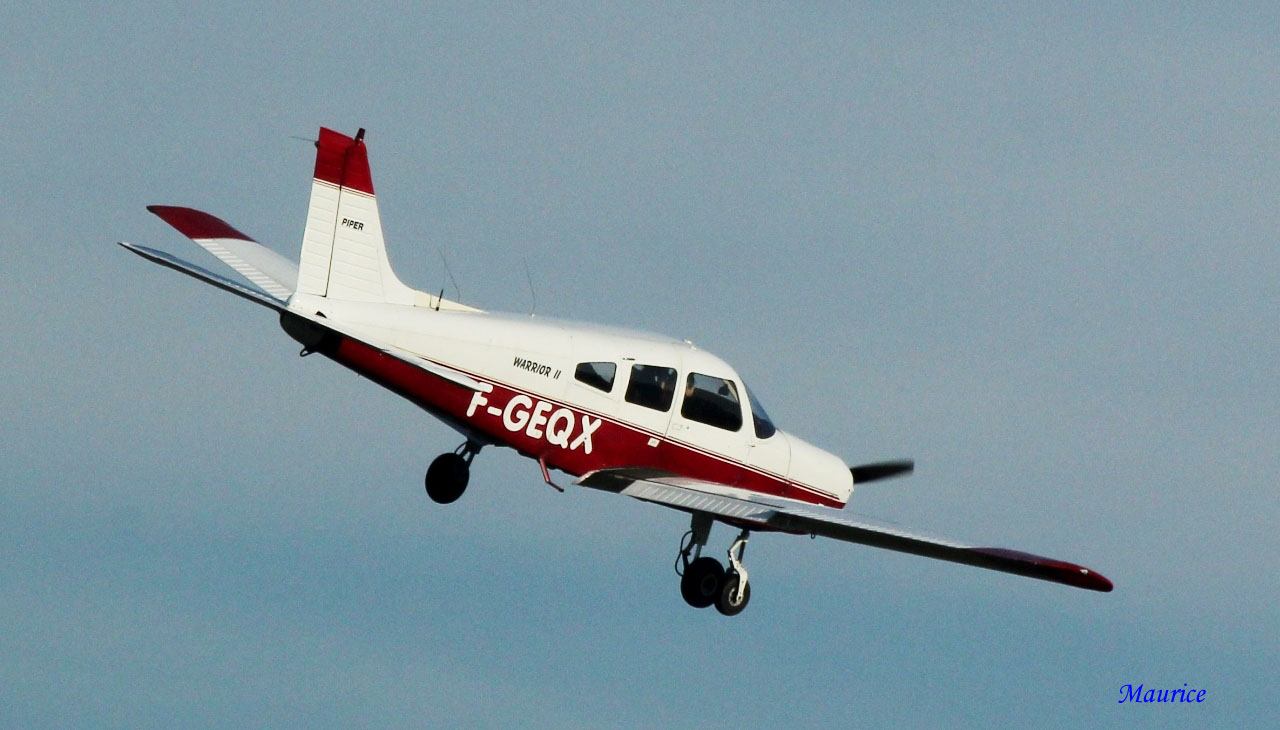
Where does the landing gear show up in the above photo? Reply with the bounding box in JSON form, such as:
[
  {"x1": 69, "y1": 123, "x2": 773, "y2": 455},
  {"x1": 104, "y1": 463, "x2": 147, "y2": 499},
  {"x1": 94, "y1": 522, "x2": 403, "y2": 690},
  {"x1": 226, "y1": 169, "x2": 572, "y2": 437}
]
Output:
[
  {"x1": 425, "y1": 441, "x2": 480, "y2": 504},
  {"x1": 675, "y1": 515, "x2": 752, "y2": 615},
  {"x1": 715, "y1": 530, "x2": 751, "y2": 616},
  {"x1": 681, "y1": 557, "x2": 724, "y2": 608}
]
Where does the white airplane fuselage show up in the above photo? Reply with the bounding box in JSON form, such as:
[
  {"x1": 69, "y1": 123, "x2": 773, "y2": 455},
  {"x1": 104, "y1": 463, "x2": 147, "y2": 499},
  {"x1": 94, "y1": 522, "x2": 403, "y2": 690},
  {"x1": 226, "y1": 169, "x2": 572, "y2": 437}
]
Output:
[{"x1": 282, "y1": 293, "x2": 854, "y2": 508}]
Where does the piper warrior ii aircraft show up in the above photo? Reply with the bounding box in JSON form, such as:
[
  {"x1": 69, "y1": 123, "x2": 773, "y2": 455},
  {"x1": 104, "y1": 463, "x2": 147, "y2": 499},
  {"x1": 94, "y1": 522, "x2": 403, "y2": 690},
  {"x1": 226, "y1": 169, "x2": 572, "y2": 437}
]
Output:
[{"x1": 120, "y1": 127, "x2": 1113, "y2": 616}]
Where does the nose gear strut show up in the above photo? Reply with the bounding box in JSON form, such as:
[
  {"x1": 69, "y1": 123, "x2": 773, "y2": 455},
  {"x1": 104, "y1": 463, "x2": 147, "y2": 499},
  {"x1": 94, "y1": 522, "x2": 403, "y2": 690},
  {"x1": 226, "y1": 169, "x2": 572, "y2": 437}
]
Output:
[{"x1": 717, "y1": 529, "x2": 752, "y2": 616}]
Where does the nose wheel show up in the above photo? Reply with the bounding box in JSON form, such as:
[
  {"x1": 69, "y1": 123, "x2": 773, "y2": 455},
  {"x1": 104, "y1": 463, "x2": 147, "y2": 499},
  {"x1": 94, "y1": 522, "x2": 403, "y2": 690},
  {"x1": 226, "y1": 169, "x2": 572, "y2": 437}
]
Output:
[
  {"x1": 715, "y1": 531, "x2": 751, "y2": 616},
  {"x1": 425, "y1": 441, "x2": 480, "y2": 504},
  {"x1": 675, "y1": 515, "x2": 752, "y2": 615}
]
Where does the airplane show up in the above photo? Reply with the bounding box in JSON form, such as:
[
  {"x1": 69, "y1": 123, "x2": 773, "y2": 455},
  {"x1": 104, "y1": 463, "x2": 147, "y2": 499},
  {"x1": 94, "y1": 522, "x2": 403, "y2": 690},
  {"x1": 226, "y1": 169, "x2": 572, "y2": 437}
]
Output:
[{"x1": 120, "y1": 127, "x2": 1113, "y2": 616}]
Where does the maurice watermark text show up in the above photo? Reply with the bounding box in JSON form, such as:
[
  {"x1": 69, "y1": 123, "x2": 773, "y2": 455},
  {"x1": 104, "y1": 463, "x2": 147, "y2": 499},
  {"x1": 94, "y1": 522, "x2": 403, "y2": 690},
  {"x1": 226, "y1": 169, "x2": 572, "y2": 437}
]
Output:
[{"x1": 1118, "y1": 684, "x2": 1205, "y2": 704}]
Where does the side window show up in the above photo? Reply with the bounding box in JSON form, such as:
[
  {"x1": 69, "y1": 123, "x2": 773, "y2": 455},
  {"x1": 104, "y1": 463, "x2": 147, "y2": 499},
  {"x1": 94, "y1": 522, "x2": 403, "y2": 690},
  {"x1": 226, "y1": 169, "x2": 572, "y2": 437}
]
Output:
[
  {"x1": 680, "y1": 373, "x2": 744, "y2": 431},
  {"x1": 625, "y1": 364, "x2": 677, "y2": 412},
  {"x1": 574, "y1": 362, "x2": 616, "y2": 392}
]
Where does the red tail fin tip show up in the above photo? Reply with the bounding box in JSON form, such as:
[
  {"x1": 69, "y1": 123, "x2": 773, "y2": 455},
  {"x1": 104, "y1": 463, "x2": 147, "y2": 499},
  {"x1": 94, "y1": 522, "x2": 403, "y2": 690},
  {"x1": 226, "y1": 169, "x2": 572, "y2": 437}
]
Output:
[{"x1": 312, "y1": 127, "x2": 374, "y2": 195}]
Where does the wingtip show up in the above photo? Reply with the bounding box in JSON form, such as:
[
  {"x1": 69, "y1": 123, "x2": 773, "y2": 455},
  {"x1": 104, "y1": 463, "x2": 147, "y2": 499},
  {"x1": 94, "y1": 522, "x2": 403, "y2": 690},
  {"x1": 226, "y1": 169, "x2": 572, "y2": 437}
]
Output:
[
  {"x1": 147, "y1": 205, "x2": 254, "y2": 241},
  {"x1": 969, "y1": 547, "x2": 1114, "y2": 592},
  {"x1": 1079, "y1": 570, "x2": 1114, "y2": 593}
]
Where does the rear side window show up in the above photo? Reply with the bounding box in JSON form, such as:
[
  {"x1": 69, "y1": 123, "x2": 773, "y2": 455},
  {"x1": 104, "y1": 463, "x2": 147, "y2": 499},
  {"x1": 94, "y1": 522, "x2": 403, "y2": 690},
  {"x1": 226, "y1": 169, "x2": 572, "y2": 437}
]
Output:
[
  {"x1": 625, "y1": 364, "x2": 677, "y2": 412},
  {"x1": 680, "y1": 373, "x2": 743, "y2": 431},
  {"x1": 574, "y1": 362, "x2": 616, "y2": 392}
]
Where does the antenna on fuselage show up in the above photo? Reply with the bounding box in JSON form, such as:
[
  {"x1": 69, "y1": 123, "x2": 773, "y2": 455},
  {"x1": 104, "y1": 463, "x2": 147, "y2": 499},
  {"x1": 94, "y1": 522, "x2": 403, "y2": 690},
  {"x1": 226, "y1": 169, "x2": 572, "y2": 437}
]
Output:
[
  {"x1": 523, "y1": 257, "x2": 537, "y2": 317},
  {"x1": 438, "y1": 249, "x2": 462, "y2": 304}
]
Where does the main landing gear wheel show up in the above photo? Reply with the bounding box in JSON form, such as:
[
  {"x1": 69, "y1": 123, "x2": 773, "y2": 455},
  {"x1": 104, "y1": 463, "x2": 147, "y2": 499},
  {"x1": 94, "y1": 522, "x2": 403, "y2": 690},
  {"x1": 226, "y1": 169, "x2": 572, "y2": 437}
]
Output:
[
  {"x1": 424, "y1": 441, "x2": 479, "y2": 504},
  {"x1": 681, "y1": 557, "x2": 725, "y2": 609}
]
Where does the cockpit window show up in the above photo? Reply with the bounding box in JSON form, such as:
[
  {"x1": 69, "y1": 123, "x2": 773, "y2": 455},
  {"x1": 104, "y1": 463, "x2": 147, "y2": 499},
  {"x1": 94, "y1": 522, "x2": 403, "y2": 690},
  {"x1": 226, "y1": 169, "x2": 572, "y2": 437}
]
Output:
[
  {"x1": 624, "y1": 364, "x2": 677, "y2": 412},
  {"x1": 680, "y1": 373, "x2": 743, "y2": 432},
  {"x1": 574, "y1": 362, "x2": 616, "y2": 392},
  {"x1": 746, "y1": 384, "x2": 776, "y2": 439}
]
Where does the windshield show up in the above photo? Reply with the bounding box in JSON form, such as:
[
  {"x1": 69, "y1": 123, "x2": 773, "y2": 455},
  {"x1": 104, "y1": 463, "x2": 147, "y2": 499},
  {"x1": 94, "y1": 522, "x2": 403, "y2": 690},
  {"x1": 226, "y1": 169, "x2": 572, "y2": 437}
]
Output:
[{"x1": 745, "y1": 384, "x2": 776, "y2": 439}]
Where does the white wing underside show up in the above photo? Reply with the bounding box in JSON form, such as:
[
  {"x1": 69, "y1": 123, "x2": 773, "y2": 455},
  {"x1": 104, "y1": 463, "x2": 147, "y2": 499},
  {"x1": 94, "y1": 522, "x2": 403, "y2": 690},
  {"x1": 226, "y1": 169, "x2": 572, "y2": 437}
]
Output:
[
  {"x1": 119, "y1": 242, "x2": 288, "y2": 310},
  {"x1": 191, "y1": 236, "x2": 298, "y2": 300},
  {"x1": 575, "y1": 468, "x2": 1112, "y2": 591}
]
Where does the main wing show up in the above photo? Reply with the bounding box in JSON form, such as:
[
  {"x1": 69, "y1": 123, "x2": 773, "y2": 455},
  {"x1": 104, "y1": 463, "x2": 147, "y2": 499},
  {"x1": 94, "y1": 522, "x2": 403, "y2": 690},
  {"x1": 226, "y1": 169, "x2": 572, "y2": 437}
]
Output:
[{"x1": 577, "y1": 468, "x2": 1113, "y2": 592}]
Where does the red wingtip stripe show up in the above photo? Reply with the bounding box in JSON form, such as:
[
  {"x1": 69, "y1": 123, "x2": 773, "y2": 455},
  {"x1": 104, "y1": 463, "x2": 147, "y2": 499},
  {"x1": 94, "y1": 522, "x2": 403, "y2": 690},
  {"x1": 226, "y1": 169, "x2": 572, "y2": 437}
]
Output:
[
  {"x1": 970, "y1": 547, "x2": 1114, "y2": 592},
  {"x1": 1085, "y1": 572, "x2": 1114, "y2": 592},
  {"x1": 313, "y1": 127, "x2": 375, "y2": 195},
  {"x1": 147, "y1": 205, "x2": 254, "y2": 241}
]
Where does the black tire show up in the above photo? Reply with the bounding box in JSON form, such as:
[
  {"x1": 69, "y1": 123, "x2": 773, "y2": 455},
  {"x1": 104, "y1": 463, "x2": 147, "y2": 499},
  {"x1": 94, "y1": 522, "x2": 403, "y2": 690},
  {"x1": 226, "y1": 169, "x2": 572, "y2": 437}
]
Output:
[
  {"x1": 680, "y1": 557, "x2": 724, "y2": 609},
  {"x1": 715, "y1": 572, "x2": 751, "y2": 616},
  {"x1": 425, "y1": 452, "x2": 469, "y2": 504}
]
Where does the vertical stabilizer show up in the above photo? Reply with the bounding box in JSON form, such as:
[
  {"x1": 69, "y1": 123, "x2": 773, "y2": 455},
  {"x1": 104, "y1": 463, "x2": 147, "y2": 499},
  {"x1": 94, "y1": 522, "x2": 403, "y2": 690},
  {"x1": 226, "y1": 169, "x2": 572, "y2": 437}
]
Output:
[{"x1": 296, "y1": 127, "x2": 416, "y2": 304}]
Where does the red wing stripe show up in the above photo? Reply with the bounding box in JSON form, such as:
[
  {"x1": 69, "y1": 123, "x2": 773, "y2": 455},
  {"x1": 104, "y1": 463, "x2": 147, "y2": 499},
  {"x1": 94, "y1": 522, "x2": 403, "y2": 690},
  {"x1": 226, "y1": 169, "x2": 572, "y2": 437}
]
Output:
[
  {"x1": 147, "y1": 205, "x2": 254, "y2": 241},
  {"x1": 967, "y1": 548, "x2": 1114, "y2": 592}
]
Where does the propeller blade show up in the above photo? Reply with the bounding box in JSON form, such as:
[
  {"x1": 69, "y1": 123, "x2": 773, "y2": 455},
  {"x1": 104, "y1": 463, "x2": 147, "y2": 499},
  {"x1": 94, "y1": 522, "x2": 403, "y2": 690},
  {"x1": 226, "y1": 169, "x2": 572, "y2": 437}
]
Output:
[{"x1": 850, "y1": 459, "x2": 914, "y2": 484}]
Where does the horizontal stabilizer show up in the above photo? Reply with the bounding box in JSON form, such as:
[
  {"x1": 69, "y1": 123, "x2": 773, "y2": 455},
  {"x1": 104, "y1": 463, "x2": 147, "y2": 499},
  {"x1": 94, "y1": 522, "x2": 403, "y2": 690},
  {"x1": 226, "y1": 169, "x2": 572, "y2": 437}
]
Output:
[
  {"x1": 117, "y1": 242, "x2": 286, "y2": 311},
  {"x1": 122, "y1": 241, "x2": 481, "y2": 393},
  {"x1": 148, "y1": 205, "x2": 297, "y2": 299}
]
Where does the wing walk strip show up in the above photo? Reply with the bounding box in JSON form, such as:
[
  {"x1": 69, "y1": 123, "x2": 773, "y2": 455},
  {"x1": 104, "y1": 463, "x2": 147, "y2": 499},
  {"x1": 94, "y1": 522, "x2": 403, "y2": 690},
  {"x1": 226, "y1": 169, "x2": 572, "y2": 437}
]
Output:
[{"x1": 622, "y1": 482, "x2": 775, "y2": 523}]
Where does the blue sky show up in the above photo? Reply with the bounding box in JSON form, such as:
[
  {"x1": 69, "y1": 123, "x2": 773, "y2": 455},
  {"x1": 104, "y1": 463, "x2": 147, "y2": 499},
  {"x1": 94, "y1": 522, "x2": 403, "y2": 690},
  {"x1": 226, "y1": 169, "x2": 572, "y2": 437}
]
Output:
[{"x1": 2, "y1": 3, "x2": 1276, "y2": 727}]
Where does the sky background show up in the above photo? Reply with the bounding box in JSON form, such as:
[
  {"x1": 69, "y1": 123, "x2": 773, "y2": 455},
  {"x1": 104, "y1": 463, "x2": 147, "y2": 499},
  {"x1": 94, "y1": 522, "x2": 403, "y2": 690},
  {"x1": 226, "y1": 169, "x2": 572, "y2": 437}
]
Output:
[{"x1": 3, "y1": 3, "x2": 1276, "y2": 728}]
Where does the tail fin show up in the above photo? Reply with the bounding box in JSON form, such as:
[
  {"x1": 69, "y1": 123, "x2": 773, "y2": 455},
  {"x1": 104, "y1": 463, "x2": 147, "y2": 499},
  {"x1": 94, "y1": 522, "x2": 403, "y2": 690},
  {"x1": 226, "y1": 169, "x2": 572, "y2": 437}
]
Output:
[{"x1": 296, "y1": 127, "x2": 416, "y2": 304}]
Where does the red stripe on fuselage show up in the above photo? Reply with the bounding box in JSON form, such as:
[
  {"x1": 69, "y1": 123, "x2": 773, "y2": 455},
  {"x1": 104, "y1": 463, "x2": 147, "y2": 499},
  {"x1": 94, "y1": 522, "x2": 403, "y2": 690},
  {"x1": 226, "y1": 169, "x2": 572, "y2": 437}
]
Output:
[{"x1": 325, "y1": 336, "x2": 843, "y2": 508}]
